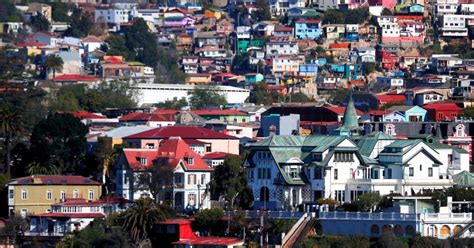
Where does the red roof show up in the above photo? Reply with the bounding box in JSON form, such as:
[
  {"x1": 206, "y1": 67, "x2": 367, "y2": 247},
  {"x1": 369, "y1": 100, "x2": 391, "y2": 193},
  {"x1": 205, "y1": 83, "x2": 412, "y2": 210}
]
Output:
[
  {"x1": 152, "y1": 109, "x2": 180, "y2": 115},
  {"x1": 173, "y1": 237, "x2": 243, "y2": 245},
  {"x1": 123, "y1": 149, "x2": 159, "y2": 170},
  {"x1": 329, "y1": 42, "x2": 350, "y2": 49},
  {"x1": 325, "y1": 106, "x2": 363, "y2": 115},
  {"x1": 119, "y1": 112, "x2": 175, "y2": 122},
  {"x1": 183, "y1": 139, "x2": 209, "y2": 145},
  {"x1": 423, "y1": 102, "x2": 463, "y2": 111},
  {"x1": 295, "y1": 18, "x2": 321, "y2": 24},
  {"x1": 157, "y1": 138, "x2": 212, "y2": 171},
  {"x1": 376, "y1": 94, "x2": 406, "y2": 103},
  {"x1": 71, "y1": 111, "x2": 107, "y2": 119},
  {"x1": 53, "y1": 74, "x2": 101, "y2": 82},
  {"x1": 123, "y1": 138, "x2": 213, "y2": 171},
  {"x1": 160, "y1": 218, "x2": 194, "y2": 225},
  {"x1": 275, "y1": 27, "x2": 293, "y2": 32},
  {"x1": 191, "y1": 109, "x2": 247, "y2": 116},
  {"x1": 202, "y1": 152, "x2": 230, "y2": 160},
  {"x1": 16, "y1": 41, "x2": 45, "y2": 48},
  {"x1": 30, "y1": 213, "x2": 105, "y2": 218},
  {"x1": 124, "y1": 126, "x2": 238, "y2": 140},
  {"x1": 11, "y1": 175, "x2": 100, "y2": 185},
  {"x1": 82, "y1": 35, "x2": 103, "y2": 43}
]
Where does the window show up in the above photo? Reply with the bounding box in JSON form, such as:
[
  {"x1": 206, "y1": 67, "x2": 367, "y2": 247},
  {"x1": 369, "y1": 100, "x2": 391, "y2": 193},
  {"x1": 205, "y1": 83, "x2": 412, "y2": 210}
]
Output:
[
  {"x1": 73, "y1": 189, "x2": 79, "y2": 198},
  {"x1": 60, "y1": 190, "x2": 66, "y2": 200},
  {"x1": 420, "y1": 164, "x2": 422, "y2": 171},
  {"x1": 88, "y1": 190, "x2": 94, "y2": 200},
  {"x1": 409, "y1": 167, "x2": 414, "y2": 177},
  {"x1": 206, "y1": 146, "x2": 211, "y2": 153},
  {"x1": 314, "y1": 168, "x2": 323, "y2": 179},
  {"x1": 146, "y1": 143, "x2": 155, "y2": 149},
  {"x1": 438, "y1": 113, "x2": 443, "y2": 120},
  {"x1": 46, "y1": 190, "x2": 52, "y2": 200},
  {"x1": 334, "y1": 169, "x2": 338, "y2": 180},
  {"x1": 8, "y1": 189, "x2": 14, "y2": 200},
  {"x1": 187, "y1": 157, "x2": 194, "y2": 165},
  {"x1": 188, "y1": 193, "x2": 196, "y2": 205},
  {"x1": 21, "y1": 189, "x2": 27, "y2": 200},
  {"x1": 140, "y1": 157, "x2": 147, "y2": 165},
  {"x1": 188, "y1": 174, "x2": 196, "y2": 185},
  {"x1": 289, "y1": 167, "x2": 299, "y2": 179},
  {"x1": 387, "y1": 169, "x2": 392, "y2": 179},
  {"x1": 201, "y1": 174, "x2": 206, "y2": 185},
  {"x1": 428, "y1": 168, "x2": 433, "y2": 177}
]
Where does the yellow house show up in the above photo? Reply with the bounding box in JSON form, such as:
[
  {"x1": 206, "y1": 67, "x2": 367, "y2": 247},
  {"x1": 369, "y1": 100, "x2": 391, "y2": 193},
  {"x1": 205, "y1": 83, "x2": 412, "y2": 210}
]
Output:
[{"x1": 7, "y1": 175, "x2": 102, "y2": 217}]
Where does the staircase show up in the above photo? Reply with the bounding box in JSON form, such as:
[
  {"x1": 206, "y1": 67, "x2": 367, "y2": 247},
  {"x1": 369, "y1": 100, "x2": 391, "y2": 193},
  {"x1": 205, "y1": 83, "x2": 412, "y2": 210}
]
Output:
[{"x1": 281, "y1": 213, "x2": 316, "y2": 248}]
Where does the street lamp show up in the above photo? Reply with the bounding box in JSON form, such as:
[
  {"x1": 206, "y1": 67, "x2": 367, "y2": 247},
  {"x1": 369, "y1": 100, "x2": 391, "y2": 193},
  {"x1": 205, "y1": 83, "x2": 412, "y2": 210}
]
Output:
[{"x1": 197, "y1": 184, "x2": 201, "y2": 211}]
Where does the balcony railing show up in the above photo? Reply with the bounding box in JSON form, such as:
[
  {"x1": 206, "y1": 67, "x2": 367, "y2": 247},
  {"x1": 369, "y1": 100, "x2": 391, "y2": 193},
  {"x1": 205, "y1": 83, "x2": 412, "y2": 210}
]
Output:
[{"x1": 319, "y1": 211, "x2": 418, "y2": 221}]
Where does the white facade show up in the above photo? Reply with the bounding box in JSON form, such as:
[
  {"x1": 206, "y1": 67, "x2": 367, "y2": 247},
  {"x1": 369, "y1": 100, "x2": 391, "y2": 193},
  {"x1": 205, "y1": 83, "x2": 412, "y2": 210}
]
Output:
[
  {"x1": 236, "y1": 26, "x2": 251, "y2": 39},
  {"x1": 266, "y1": 42, "x2": 299, "y2": 57},
  {"x1": 245, "y1": 135, "x2": 470, "y2": 210},
  {"x1": 131, "y1": 83, "x2": 251, "y2": 106},
  {"x1": 439, "y1": 14, "x2": 473, "y2": 36},
  {"x1": 94, "y1": 9, "x2": 130, "y2": 25}
]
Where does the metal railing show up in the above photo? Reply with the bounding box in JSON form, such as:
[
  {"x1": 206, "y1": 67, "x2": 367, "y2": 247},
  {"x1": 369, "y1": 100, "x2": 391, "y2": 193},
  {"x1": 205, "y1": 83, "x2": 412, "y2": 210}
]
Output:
[
  {"x1": 224, "y1": 210, "x2": 305, "y2": 220},
  {"x1": 319, "y1": 211, "x2": 418, "y2": 221}
]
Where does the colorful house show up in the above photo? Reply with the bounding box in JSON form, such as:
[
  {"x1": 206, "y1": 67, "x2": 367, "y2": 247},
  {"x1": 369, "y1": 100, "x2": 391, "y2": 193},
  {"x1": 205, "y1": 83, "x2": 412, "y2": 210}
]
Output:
[
  {"x1": 7, "y1": 176, "x2": 102, "y2": 217},
  {"x1": 192, "y1": 109, "x2": 250, "y2": 123},
  {"x1": 385, "y1": 105, "x2": 428, "y2": 122},
  {"x1": 294, "y1": 19, "x2": 322, "y2": 40},
  {"x1": 423, "y1": 103, "x2": 463, "y2": 121},
  {"x1": 245, "y1": 73, "x2": 264, "y2": 83}
]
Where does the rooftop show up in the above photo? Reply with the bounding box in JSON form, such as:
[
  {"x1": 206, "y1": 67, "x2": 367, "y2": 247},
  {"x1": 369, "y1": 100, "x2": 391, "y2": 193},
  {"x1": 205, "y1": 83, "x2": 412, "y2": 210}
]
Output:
[{"x1": 124, "y1": 126, "x2": 238, "y2": 140}]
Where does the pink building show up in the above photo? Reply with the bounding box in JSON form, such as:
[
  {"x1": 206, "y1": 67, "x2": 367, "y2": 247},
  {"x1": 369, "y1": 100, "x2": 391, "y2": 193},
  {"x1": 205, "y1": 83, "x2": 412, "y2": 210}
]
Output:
[{"x1": 369, "y1": 0, "x2": 397, "y2": 10}]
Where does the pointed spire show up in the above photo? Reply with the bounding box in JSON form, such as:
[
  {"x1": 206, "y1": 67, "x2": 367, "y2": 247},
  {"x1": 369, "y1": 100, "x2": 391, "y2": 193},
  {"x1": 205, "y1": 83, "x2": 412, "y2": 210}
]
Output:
[{"x1": 342, "y1": 92, "x2": 358, "y2": 129}]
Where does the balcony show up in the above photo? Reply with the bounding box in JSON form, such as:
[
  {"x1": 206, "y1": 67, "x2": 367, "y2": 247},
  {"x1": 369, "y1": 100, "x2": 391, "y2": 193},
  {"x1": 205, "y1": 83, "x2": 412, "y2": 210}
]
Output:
[
  {"x1": 421, "y1": 212, "x2": 472, "y2": 223},
  {"x1": 320, "y1": 211, "x2": 418, "y2": 221}
]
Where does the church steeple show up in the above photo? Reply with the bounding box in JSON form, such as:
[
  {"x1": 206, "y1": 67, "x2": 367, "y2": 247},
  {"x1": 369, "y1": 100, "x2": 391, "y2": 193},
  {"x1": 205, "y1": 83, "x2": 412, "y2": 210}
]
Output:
[{"x1": 342, "y1": 92, "x2": 358, "y2": 129}]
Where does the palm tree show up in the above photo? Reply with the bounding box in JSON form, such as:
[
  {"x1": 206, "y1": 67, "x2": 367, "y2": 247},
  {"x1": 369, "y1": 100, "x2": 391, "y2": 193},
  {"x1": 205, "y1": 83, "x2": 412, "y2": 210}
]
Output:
[
  {"x1": 121, "y1": 198, "x2": 166, "y2": 243},
  {"x1": 44, "y1": 54, "x2": 64, "y2": 79},
  {"x1": 26, "y1": 161, "x2": 60, "y2": 175},
  {"x1": 0, "y1": 108, "x2": 22, "y2": 175}
]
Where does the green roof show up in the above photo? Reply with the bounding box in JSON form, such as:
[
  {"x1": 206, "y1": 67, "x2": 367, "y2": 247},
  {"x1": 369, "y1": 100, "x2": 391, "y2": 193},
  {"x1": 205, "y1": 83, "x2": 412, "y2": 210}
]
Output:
[
  {"x1": 453, "y1": 146, "x2": 469, "y2": 154},
  {"x1": 342, "y1": 94, "x2": 358, "y2": 129},
  {"x1": 453, "y1": 171, "x2": 474, "y2": 187},
  {"x1": 126, "y1": 61, "x2": 145, "y2": 66},
  {"x1": 385, "y1": 139, "x2": 420, "y2": 149},
  {"x1": 356, "y1": 131, "x2": 395, "y2": 157}
]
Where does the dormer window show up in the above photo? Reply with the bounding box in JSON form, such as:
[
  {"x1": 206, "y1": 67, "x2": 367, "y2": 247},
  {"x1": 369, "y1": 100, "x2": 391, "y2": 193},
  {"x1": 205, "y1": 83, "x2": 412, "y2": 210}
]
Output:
[
  {"x1": 186, "y1": 157, "x2": 194, "y2": 165},
  {"x1": 455, "y1": 124, "x2": 465, "y2": 137},
  {"x1": 312, "y1": 153, "x2": 323, "y2": 162},
  {"x1": 140, "y1": 158, "x2": 147, "y2": 165}
]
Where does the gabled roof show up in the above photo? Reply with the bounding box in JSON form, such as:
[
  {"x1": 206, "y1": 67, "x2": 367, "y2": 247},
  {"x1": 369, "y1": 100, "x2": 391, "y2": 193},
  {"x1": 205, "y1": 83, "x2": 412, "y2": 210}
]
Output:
[
  {"x1": 123, "y1": 149, "x2": 159, "y2": 170},
  {"x1": 376, "y1": 94, "x2": 406, "y2": 103},
  {"x1": 192, "y1": 109, "x2": 247, "y2": 116},
  {"x1": 71, "y1": 111, "x2": 107, "y2": 119},
  {"x1": 53, "y1": 74, "x2": 101, "y2": 82},
  {"x1": 119, "y1": 112, "x2": 176, "y2": 122},
  {"x1": 82, "y1": 35, "x2": 103, "y2": 43},
  {"x1": 202, "y1": 151, "x2": 231, "y2": 159},
  {"x1": 124, "y1": 126, "x2": 237, "y2": 140},
  {"x1": 10, "y1": 175, "x2": 100, "y2": 185},
  {"x1": 423, "y1": 102, "x2": 463, "y2": 111},
  {"x1": 16, "y1": 41, "x2": 45, "y2": 48},
  {"x1": 157, "y1": 137, "x2": 212, "y2": 171}
]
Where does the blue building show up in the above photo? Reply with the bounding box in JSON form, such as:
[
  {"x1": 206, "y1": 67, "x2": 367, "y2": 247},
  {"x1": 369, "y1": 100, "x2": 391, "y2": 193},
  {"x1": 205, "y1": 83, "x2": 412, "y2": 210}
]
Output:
[
  {"x1": 384, "y1": 106, "x2": 428, "y2": 122},
  {"x1": 294, "y1": 19, "x2": 322, "y2": 40},
  {"x1": 329, "y1": 63, "x2": 362, "y2": 80},
  {"x1": 299, "y1": 64, "x2": 318, "y2": 77},
  {"x1": 259, "y1": 114, "x2": 300, "y2": 137}
]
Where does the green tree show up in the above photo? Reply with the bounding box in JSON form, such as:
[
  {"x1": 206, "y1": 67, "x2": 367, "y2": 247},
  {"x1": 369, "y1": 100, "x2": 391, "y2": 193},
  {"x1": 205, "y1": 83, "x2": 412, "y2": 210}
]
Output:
[
  {"x1": 104, "y1": 35, "x2": 130, "y2": 58},
  {"x1": 376, "y1": 232, "x2": 408, "y2": 248},
  {"x1": 155, "y1": 97, "x2": 188, "y2": 110},
  {"x1": 26, "y1": 161, "x2": 60, "y2": 175},
  {"x1": 28, "y1": 113, "x2": 88, "y2": 174},
  {"x1": 191, "y1": 208, "x2": 225, "y2": 236},
  {"x1": 188, "y1": 85, "x2": 227, "y2": 110},
  {"x1": 248, "y1": 81, "x2": 274, "y2": 105},
  {"x1": 356, "y1": 191, "x2": 381, "y2": 211},
  {"x1": 44, "y1": 54, "x2": 64, "y2": 79},
  {"x1": 0, "y1": 108, "x2": 22, "y2": 175},
  {"x1": 252, "y1": 0, "x2": 271, "y2": 21},
  {"x1": 209, "y1": 155, "x2": 253, "y2": 209},
  {"x1": 323, "y1": 9, "x2": 345, "y2": 24},
  {"x1": 51, "y1": 2, "x2": 70, "y2": 22},
  {"x1": 362, "y1": 62, "x2": 376, "y2": 75},
  {"x1": 124, "y1": 18, "x2": 159, "y2": 67},
  {"x1": 458, "y1": 108, "x2": 474, "y2": 119},
  {"x1": 120, "y1": 198, "x2": 167, "y2": 243},
  {"x1": 0, "y1": 46, "x2": 26, "y2": 82},
  {"x1": 137, "y1": 158, "x2": 174, "y2": 204},
  {"x1": 328, "y1": 88, "x2": 349, "y2": 105},
  {"x1": 381, "y1": 8, "x2": 393, "y2": 16},
  {"x1": 64, "y1": 7, "x2": 93, "y2": 38},
  {"x1": 0, "y1": 0, "x2": 19, "y2": 23},
  {"x1": 30, "y1": 12, "x2": 50, "y2": 32},
  {"x1": 154, "y1": 46, "x2": 186, "y2": 84},
  {"x1": 289, "y1": 92, "x2": 312, "y2": 102},
  {"x1": 345, "y1": 7, "x2": 370, "y2": 24}
]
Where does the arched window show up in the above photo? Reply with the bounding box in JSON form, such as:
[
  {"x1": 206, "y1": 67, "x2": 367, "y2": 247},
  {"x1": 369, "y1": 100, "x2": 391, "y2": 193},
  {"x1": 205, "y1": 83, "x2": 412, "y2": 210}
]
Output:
[
  {"x1": 406, "y1": 225, "x2": 415, "y2": 236},
  {"x1": 383, "y1": 224, "x2": 393, "y2": 233},
  {"x1": 371, "y1": 225, "x2": 380, "y2": 236},
  {"x1": 394, "y1": 224, "x2": 403, "y2": 236}
]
